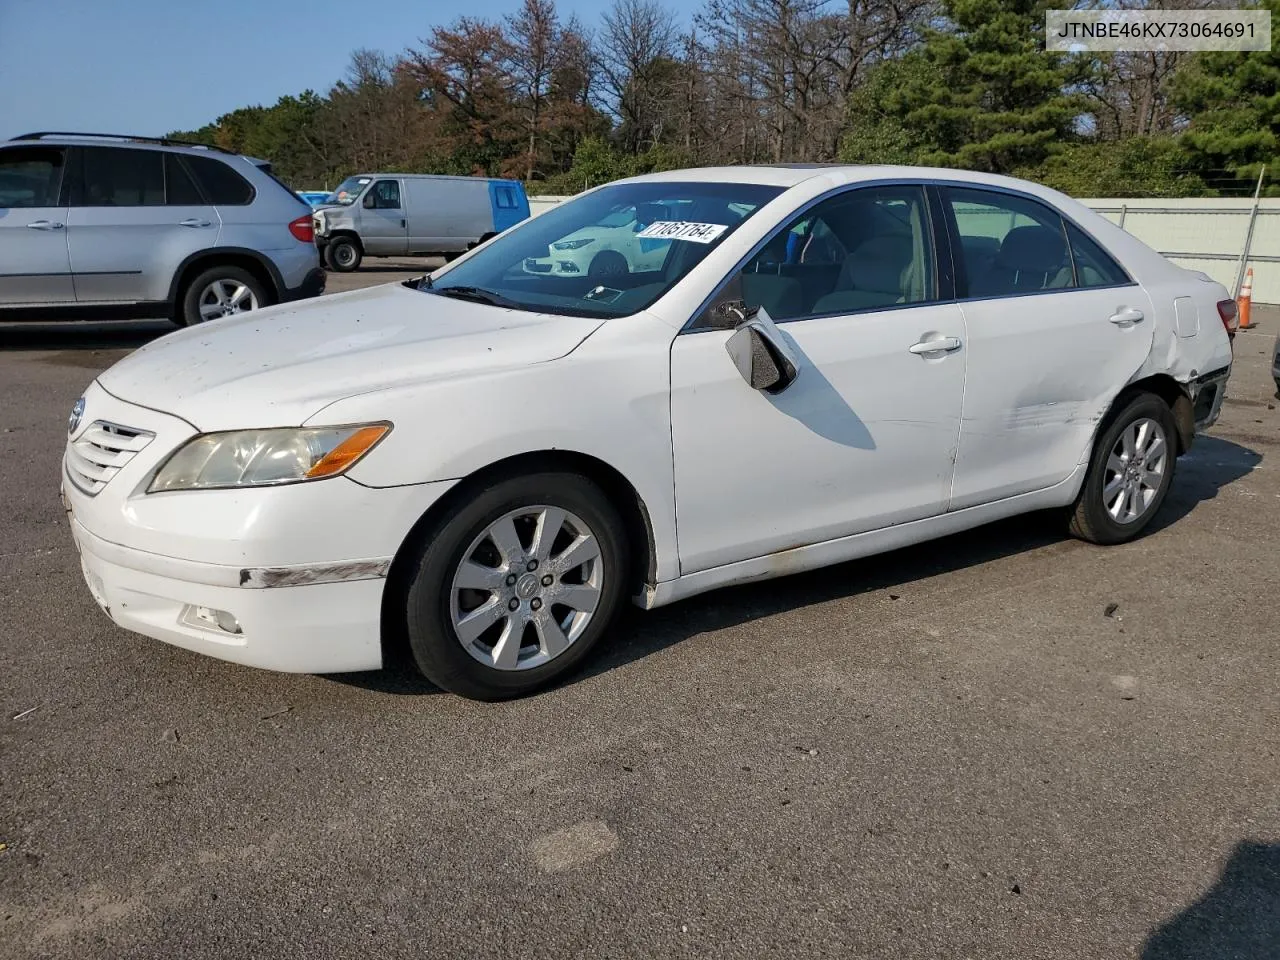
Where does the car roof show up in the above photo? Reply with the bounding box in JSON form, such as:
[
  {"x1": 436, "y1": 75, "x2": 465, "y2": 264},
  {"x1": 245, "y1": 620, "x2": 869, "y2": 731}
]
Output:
[
  {"x1": 4, "y1": 132, "x2": 257, "y2": 163},
  {"x1": 618, "y1": 163, "x2": 1064, "y2": 195}
]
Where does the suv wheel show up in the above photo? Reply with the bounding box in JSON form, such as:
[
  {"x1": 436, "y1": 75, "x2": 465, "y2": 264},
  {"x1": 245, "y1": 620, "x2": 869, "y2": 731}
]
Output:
[
  {"x1": 181, "y1": 266, "x2": 269, "y2": 326},
  {"x1": 325, "y1": 237, "x2": 362, "y2": 272}
]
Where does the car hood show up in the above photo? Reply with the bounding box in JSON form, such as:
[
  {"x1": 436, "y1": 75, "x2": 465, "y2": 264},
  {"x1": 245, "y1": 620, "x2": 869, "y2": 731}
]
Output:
[{"x1": 97, "y1": 283, "x2": 605, "y2": 431}]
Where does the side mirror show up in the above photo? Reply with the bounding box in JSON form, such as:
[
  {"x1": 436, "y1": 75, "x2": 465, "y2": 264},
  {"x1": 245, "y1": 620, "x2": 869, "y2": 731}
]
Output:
[
  {"x1": 363, "y1": 193, "x2": 376, "y2": 209},
  {"x1": 724, "y1": 306, "x2": 799, "y2": 394}
]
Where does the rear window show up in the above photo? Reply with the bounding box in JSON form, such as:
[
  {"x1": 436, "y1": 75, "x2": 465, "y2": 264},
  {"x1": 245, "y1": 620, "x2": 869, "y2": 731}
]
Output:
[{"x1": 184, "y1": 154, "x2": 254, "y2": 205}]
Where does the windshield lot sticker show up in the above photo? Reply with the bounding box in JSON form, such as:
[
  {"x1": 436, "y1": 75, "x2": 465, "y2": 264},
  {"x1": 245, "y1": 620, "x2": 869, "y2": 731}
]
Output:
[{"x1": 635, "y1": 221, "x2": 729, "y2": 244}]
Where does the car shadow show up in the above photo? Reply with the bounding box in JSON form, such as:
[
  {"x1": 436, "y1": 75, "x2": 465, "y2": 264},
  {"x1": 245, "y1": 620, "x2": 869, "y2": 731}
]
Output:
[
  {"x1": 1141, "y1": 841, "x2": 1280, "y2": 960},
  {"x1": 0, "y1": 320, "x2": 173, "y2": 352},
  {"x1": 329, "y1": 436, "x2": 1261, "y2": 698}
]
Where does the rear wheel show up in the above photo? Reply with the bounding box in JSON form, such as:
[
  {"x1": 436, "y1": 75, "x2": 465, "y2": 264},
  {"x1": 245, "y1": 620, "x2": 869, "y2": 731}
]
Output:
[
  {"x1": 1068, "y1": 392, "x2": 1177, "y2": 544},
  {"x1": 325, "y1": 236, "x2": 362, "y2": 272},
  {"x1": 179, "y1": 265, "x2": 269, "y2": 326},
  {"x1": 402, "y1": 472, "x2": 629, "y2": 701}
]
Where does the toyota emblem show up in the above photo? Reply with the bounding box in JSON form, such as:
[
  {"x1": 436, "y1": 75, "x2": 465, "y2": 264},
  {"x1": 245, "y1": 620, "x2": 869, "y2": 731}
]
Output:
[{"x1": 68, "y1": 397, "x2": 85, "y2": 435}]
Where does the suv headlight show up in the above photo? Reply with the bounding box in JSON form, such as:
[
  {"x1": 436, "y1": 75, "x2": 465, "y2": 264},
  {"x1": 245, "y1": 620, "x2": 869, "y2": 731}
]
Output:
[{"x1": 148, "y1": 424, "x2": 390, "y2": 492}]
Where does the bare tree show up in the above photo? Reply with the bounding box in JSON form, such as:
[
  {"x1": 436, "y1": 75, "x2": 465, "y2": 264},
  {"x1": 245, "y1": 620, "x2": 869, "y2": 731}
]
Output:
[
  {"x1": 598, "y1": 0, "x2": 680, "y2": 152},
  {"x1": 504, "y1": 0, "x2": 559, "y2": 180}
]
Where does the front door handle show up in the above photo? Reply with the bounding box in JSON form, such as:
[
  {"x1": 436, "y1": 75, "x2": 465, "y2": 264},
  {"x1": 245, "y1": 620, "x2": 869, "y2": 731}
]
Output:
[
  {"x1": 27, "y1": 220, "x2": 64, "y2": 230},
  {"x1": 909, "y1": 336, "x2": 962, "y2": 355},
  {"x1": 1109, "y1": 307, "x2": 1144, "y2": 325},
  {"x1": 179, "y1": 218, "x2": 212, "y2": 228}
]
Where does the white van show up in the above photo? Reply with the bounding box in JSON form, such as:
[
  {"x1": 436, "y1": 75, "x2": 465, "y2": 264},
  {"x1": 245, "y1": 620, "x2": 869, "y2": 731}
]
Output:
[{"x1": 312, "y1": 173, "x2": 530, "y2": 271}]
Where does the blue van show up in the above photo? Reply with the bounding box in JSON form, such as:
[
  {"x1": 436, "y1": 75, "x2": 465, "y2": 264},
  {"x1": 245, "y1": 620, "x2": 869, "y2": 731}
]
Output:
[{"x1": 312, "y1": 173, "x2": 531, "y2": 271}]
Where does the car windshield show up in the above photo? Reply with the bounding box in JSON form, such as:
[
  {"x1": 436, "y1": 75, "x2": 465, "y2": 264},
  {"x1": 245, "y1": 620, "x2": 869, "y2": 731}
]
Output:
[
  {"x1": 327, "y1": 175, "x2": 372, "y2": 206},
  {"x1": 424, "y1": 181, "x2": 785, "y2": 319}
]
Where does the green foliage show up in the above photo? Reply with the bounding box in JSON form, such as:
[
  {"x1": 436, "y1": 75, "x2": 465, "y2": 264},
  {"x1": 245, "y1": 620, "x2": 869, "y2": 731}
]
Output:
[
  {"x1": 1023, "y1": 138, "x2": 1206, "y2": 198},
  {"x1": 537, "y1": 136, "x2": 692, "y2": 193},
  {"x1": 841, "y1": 0, "x2": 1082, "y2": 174},
  {"x1": 1171, "y1": 0, "x2": 1279, "y2": 195}
]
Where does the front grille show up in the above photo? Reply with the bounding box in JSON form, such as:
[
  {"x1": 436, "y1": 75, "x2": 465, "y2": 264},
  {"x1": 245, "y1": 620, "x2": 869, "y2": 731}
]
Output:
[{"x1": 66, "y1": 420, "x2": 155, "y2": 495}]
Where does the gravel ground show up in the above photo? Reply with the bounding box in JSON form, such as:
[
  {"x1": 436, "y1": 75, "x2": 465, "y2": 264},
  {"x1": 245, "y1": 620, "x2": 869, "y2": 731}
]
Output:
[{"x1": 1, "y1": 276, "x2": 1277, "y2": 960}]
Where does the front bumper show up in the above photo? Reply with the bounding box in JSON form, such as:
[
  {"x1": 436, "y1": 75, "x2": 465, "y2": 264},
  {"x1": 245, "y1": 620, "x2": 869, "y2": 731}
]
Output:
[
  {"x1": 60, "y1": 381, "x2": 455, "y2": 673},
  {"x1": 65, "y1": 498, "x2": 386, "y2": 672}
]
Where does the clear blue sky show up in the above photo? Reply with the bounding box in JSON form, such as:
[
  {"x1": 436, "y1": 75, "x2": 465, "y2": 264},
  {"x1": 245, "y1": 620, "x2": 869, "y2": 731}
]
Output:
[{"x1": 0, "y1": 0, "x2": 644, "y2": 140}]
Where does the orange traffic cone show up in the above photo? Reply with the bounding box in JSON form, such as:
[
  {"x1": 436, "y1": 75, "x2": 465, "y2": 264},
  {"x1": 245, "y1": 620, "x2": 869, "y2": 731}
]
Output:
[{"x1": 1237, "y1": 268, "x2": 1254, "y2": 330}]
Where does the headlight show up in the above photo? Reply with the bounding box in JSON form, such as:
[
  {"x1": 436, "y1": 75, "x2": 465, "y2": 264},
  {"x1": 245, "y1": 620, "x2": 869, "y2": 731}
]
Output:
[
  {"x1": 148, "y1": 423, "x2": 390, "y2": 493},
  {"x1": 552, "y1": 238, "x2": 595, "y2": 250},
  {"x1": 313, "y1": 211, "x2": 327, "y2": 234}
]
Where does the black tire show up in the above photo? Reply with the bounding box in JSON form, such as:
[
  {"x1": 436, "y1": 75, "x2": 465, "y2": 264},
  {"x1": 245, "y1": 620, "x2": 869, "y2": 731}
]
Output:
[
  {"x1": 325, "y1": 236, "x2": 362, "y2": 272},
  {"x1": 179, "y1": 265, "x2": 270, "y2": 327},
  {"x1": 402, "y1": 472, "x2": 629, "y2": 701},
  {"x1": 588, "y1": 251, "x2": 628, "y2": 280},
  {"x1": 1068, "y1": 391, "x2": 1178, "y2": 545}
]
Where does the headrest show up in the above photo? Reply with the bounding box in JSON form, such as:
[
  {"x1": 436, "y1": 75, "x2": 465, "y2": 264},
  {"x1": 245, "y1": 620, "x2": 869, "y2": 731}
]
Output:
[{"x1": 996, "y1": 225, "x2": 1067, "y2": 272}]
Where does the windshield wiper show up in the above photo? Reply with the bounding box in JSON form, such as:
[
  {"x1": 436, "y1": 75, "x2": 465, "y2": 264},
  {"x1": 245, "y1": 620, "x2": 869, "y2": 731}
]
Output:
[{"x1": 429, "y1": 285, "x2": 524, "y2": 310}]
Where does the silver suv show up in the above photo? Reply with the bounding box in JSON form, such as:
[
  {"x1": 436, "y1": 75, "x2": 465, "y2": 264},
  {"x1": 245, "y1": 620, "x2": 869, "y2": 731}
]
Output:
[{"x1": 0, "y1": 132, "x2": 324, "y2": 326}]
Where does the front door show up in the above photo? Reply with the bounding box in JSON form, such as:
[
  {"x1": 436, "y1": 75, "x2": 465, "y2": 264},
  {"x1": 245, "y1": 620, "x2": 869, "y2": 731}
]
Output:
[
  {"x1": 359, "y1": 179, "x2": 407, "y2": 256},
  {"x1": 0, "y1": 144, "x2": 74, "y2": 305},
  {"x1": 939, "y1": 185, "x2": 1156, "y2": 509},
  {"x1": 669, "y1": 184, "x2": 969, "y2": 574}
]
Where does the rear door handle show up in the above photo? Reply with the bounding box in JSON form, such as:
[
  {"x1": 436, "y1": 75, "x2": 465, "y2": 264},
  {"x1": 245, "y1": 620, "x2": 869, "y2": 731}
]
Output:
[
  {"x1": 27, "y1": 220, "x2": 64, "y2": 230},
  {"x1": 179, "y1": 218, "x2": 212, "y2": 228},
  {"x1": 1109, "y1": 307, "x2": 1144, "y2": 325},
  {"x1": 909, "y1": 336, "x2": 963, "y2": 355}
]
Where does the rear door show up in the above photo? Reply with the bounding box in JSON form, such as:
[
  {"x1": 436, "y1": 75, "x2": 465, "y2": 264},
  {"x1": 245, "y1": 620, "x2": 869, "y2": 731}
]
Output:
[
  {"x1": 0, "y1": 144, "x2": 74, "y2": 305},
  {"x1": 359, "y1": 178, "x2": 407, "y2": 255},
  {"x1": 941, "y1": 184, "x2": 1155, "y2": 509},
  {"x1": 66, "y1": 147, "x2": 220, "y2": 303}
]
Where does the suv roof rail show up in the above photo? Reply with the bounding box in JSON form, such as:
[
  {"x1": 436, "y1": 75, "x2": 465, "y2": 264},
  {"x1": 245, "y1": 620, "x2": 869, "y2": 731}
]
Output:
[{"x1": 10, "y1": 131, "x2": 237, "y2": 154}]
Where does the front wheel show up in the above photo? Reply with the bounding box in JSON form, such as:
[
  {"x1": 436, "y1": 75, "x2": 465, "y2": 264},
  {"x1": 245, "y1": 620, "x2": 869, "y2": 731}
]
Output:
[
  {"x1": 402, "y1": 472, "x2": 629, "y2": 700},
  {"x1": 325, "y1": 236, "x2": 362, "y2": 272},
  {"x1": 1068, "y1": 392, "x2": 1178, "y2": 544}
]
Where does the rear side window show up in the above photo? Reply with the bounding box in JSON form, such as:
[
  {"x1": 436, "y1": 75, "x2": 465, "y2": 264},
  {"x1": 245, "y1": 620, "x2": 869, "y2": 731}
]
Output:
[
  {"x1": 944, "y1": 187, "x2": 1076, "y2": 298},
  {"x1": 1065, "y1": 221, "x2": 1129, "y2": 287},
  {"x1": 164, "y1": 154, "x2": 204, "y2": 205},
  {"x1": 183, "y1": 154, "x2": 254, "y2": 205},
  {"x1": 0, "y1": 146, "x2": 65, "y2": 207},
  {"x1": 495, "y1": 186, "x2": 517, "y2": 209},
  {"x1": 76, "y1": 147, "x2": 165, "y2": 207}
]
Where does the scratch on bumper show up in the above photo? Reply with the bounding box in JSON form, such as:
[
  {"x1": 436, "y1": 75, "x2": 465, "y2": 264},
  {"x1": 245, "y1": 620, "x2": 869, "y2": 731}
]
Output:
[{"x1": 238, "y1": 559, "x2": 392, "y2": 588}]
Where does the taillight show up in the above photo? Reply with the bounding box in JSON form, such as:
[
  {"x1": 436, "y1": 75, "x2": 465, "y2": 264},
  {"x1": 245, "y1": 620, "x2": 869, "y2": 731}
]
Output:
[
  {"x1": 1217, "y1": 299, "x2": 1238, "y2": 339},
  {"x1": 288, "y1": 215, "x2": 314, "y2": 243}
]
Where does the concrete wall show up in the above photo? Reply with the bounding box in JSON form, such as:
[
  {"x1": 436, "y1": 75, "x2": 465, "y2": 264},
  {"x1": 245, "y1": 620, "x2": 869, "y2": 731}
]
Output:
[{"x1": 527, "y1": 193, "x2": 1277, "y2": 303}]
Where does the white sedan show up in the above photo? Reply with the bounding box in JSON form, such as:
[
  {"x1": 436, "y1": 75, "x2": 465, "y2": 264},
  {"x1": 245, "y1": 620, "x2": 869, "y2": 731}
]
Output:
[{"x1": 61, "y1": 165, "x2": 1237, "y2": 700}]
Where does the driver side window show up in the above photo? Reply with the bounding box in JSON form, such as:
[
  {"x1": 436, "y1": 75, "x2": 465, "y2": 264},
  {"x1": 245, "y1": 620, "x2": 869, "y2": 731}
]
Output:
[
  {"x1": 704, "y1": 185, "x2": 937, "y2": 327},
  {"x1": 366, "y1": 179, "x2": 401, "y2": 210}
]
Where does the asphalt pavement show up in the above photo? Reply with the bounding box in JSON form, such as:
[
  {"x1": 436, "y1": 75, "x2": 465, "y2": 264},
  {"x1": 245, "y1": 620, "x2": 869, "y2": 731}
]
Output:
[{"x1": 2, "y1": 272, "x2": 1277, "y2": 960}]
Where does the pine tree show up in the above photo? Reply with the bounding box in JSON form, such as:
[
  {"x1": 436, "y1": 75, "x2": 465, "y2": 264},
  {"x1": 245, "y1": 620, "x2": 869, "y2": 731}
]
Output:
[
  {"x1": 841, "y1": 0, "x2": 1082, "y2": 174},
  {"x1": 1171, "y1": 0, "x2": 1279, "y2": 195}
]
